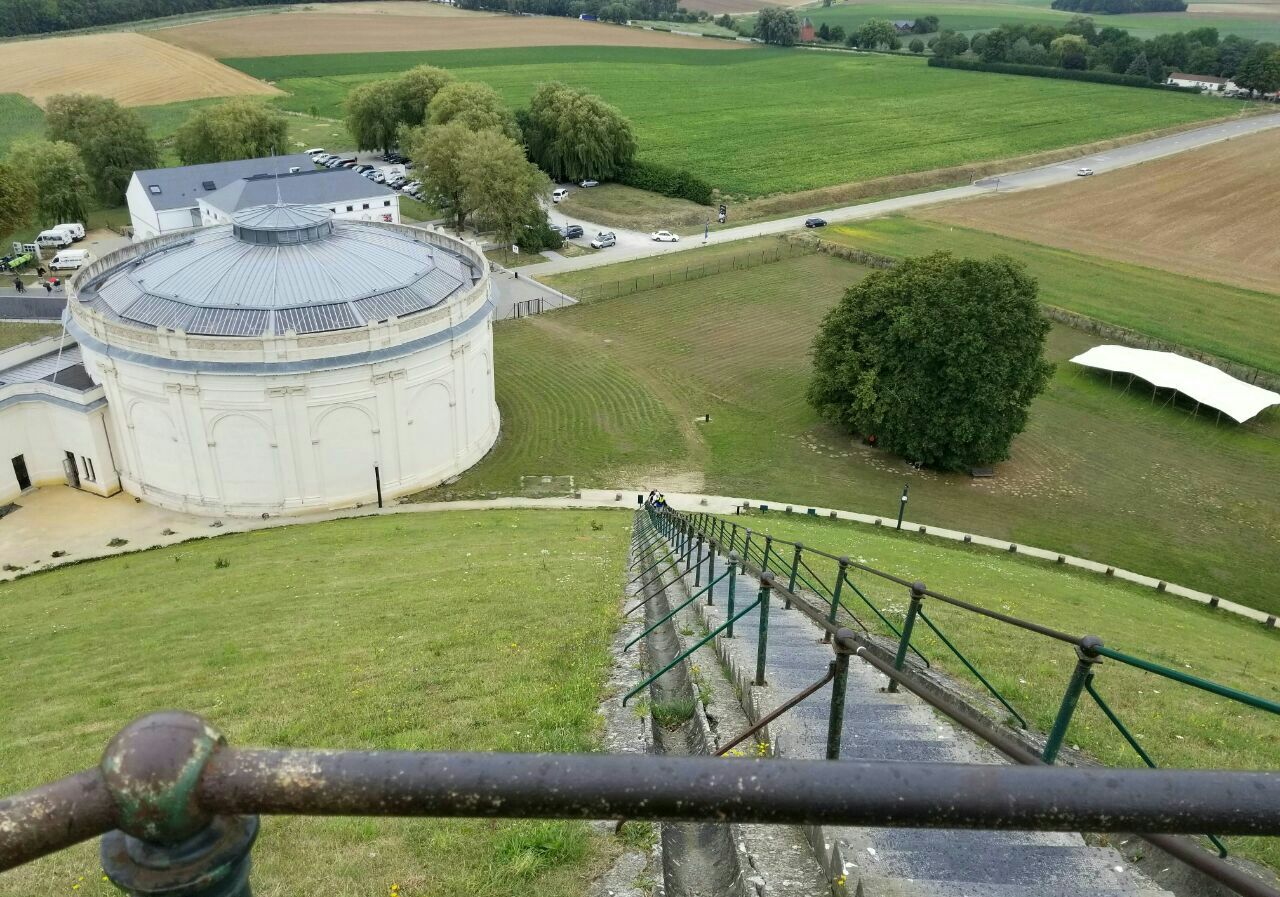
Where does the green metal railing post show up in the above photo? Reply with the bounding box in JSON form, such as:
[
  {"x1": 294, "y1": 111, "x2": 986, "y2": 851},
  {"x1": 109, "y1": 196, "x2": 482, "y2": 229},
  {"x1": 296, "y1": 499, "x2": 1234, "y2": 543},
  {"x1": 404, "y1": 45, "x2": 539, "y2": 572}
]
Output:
[
  {"x1": 827, "y1": 631, "x2": 855, "y2": 760},
  {"x1": 887, "y1": 581, "x2": 926, "y2": 693},
  {"x1": 823, "y1": 557, "x2": 849, "y2": 644},
  {"x1": 706, "y1": 541, "x2": 717, "y2": 604},
  {"x1": 786, "y1": 542, "x2": 803, "y2": 610},
  {"x1": 1043, "y1": 636, "x2": 1103, "y2": 764},
  {"x1": 755, "y1": 571, "x2": 774, "y2": 686},
  {"x1": 726, "y1": 553, "x2": 739, "y2": 638},
  {"x1": 743, "y1": 530, "x2": 753, "y2": 569},
  {"x1": 694, "y1": 535, "x2": 704, "y2": 586},
  {"x1": 762, "y1": 535, "x2": 773, "y2": 573}
]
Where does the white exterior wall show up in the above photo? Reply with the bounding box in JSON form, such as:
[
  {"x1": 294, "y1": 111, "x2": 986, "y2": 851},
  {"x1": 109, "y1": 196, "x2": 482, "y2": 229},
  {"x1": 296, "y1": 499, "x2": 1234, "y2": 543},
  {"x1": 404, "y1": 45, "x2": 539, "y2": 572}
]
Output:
[
  {"x1": 199, "y1": 193, "x2": 400, "y2": 227},
  {"x1": 126, "y1": 177, "x2": 201, "y2": 241},
  {"x1": 0, "y1": 395, "x2": 120, "y2": 505}
]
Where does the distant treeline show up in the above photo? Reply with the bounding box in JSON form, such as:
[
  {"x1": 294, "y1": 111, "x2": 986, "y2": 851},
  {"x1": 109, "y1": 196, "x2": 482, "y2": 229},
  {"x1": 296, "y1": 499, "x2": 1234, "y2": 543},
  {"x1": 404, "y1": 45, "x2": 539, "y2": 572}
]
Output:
[
  {"x1": 0, "y1": 0, "x2": 307, "y2": 38},
  {"x1": 1051, "y1": 0, "x2": 1187, "y2": 14},
  {"x1": 454, "y1": 0, "x2": 677, "y2": 23}
]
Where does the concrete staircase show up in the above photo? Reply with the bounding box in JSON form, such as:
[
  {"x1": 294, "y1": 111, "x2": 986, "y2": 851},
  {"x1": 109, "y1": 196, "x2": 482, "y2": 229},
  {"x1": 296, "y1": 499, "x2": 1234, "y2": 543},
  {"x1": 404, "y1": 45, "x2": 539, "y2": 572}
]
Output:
[{"x1": 682, "y1": 544, "x2": 1175, "y2": 897}]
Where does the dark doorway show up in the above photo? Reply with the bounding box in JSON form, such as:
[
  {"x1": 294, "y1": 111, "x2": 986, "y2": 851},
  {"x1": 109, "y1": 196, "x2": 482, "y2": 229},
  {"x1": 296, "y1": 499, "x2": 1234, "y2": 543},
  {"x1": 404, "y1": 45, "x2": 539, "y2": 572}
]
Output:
[
  {"x1": 63, "y1": 451, "x2": 80, "y2": 489},
  {"x1": 11, "y1": 455, "x2": 31, "y2": 491}
]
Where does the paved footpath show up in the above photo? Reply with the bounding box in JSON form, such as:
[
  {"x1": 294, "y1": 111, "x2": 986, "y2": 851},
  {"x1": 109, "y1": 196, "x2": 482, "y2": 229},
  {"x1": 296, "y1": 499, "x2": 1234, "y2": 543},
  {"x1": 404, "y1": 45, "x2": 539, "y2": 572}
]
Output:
[
  {"x1": 1, "y1": 485, "x2": 1270, "y2": 628},
  {"x1": 525, "y1": 113, "x2": 1280, "y2": 278}
]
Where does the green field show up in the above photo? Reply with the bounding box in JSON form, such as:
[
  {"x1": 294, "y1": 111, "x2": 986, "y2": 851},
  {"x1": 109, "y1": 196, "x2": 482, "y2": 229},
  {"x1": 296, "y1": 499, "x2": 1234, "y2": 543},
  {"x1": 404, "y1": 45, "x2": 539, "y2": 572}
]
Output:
[
  {"x1": 722, "y1": 509, "x2": 1280, "y2": 867},
  {"x1": 435, "y1": 243, "x2": 1280, "y2": 614},
  {"x1": 0, "y1": 93, "x2": 44, "y2": 155},
  {"x1": 226, "y1": 46, "x2": 1227, "y2": 197},
  {"x1": 779, "y1": 0, "x2": 1280, "y2": 41},
  {"x1": 0, "y1": 510, "x2": 632, "y2": 896},
  {"x1": 823, "y1": 217, "x2": 1280, "y2": 375}
]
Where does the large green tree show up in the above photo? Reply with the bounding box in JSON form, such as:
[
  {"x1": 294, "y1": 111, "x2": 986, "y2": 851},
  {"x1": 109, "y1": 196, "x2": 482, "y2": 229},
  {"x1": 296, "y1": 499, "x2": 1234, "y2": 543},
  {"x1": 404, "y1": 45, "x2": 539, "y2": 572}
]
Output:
[
  {"x1": 394, "y1": 65, "x2": 455, "y2": 127},
  {"x1": 407, "y1": 122, "x2": 476, "y2": 232},
  {"x1": 754, "y1": 7, "x2": 800, "y2": 46},
  {"x1": 1235, "y1": 45, "x2": 1280, "y2": 94},
  {"x1": 461, "y1": 129, "x2": 551, "y2": 250},
  {"x1": 427, "y1": 82, "x2": 520, "y2": 139},
  {"x1": 807, "y1": 252, "x2": 1052, "y2": 470},
  {"x1": 522, "y1": 82, "x2": 636, "y2": 183},
  {"x1": 6, "y1": 139, "x2": 92, "y2": 227},
  {"x1": 0, "y1": 161, "x2": 36, "y2": 236},
  {"x1": 344, "y1": 79, "x2": 402, "y2": 154},
  {"x1": 45, "y1": 94, "x2": 157, "y2": 205},
  {"x1": 173, "y1": 98, "x2": 289, "y2": 165}
]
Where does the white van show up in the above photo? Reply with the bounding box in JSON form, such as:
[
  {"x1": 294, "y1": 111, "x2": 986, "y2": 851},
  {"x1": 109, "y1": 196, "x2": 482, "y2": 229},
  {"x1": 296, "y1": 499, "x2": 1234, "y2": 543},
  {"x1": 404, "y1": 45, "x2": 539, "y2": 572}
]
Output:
[
  {"x1": 50, "y1": 249, "x2": 91, "y2": 271},
  {"x1": 36, "y1": 229, "x2": 72, "y2": 249},
  {"x1": 54, "y1": 222, "x2": 85, "y2": 242},
  {"x1": 552, "y1": 188, "x2": 569, "y2": 203}
]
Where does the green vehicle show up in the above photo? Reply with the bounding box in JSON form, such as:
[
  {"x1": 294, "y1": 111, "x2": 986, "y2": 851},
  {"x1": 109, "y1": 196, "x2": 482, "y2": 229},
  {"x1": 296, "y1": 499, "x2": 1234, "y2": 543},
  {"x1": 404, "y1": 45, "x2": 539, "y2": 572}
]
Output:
[{"x1": 3, "y1": 252, "x2": 32, "y2": 271}]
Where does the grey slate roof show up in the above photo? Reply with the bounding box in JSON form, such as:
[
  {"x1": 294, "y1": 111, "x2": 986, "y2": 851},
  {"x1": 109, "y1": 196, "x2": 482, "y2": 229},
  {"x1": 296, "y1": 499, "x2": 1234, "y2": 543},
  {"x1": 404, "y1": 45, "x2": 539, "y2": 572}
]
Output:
[
  {"x1": 0, "y1": 345, "x2": 86, "y2": 387},
  {"x1": 201, "y1": 168, "x2": 395, "y2": 216},
  {"x1": 78, "y1": 204, "x2": 479, "y2": 338},
  {"x1": 132, "y1": 155, "x2": 313, "y2": 212}
]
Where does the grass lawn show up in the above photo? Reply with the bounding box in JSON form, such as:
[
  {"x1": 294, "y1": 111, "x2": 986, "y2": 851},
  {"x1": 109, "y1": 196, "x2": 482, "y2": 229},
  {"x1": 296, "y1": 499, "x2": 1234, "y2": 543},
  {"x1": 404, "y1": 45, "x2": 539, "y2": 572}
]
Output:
[
  {"x1": 225, "y1": 46, "x2": 1226, "y2": 197},
  {"x1": 442, "y1": 245, "x2": 1280, "y2": 616},
  {"x1": 716, "y1": 510, "x2": 1280, "y2": 868},
  {"x1": 557, "y1": 183, "x2": 712, "y2": 233},
  {"x1": 777, "y1": 0, "x2": 1280, "y2": 41},
  {"x1": 0, "y1": 322, "x2": 61, "y2": 350},
  {"x1": 0, "y1": 509, "x2": 632, "y2": 897},
  {"x1": 821, "y1": 217, "x2": 1280, "y2": 375},
  {"x1": 0, "y1": 93, "x2": 45, "y2": 155}
]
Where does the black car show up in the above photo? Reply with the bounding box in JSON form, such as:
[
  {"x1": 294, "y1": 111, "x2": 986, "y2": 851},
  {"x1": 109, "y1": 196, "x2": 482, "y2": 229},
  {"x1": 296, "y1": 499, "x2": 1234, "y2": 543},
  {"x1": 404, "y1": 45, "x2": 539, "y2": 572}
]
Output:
[
  {"x1": 804, "y1": 217, "x2": 827, "y2": 228},
  {"x1": 562, "y1": 224, "x2": 584, "y2": 239}
]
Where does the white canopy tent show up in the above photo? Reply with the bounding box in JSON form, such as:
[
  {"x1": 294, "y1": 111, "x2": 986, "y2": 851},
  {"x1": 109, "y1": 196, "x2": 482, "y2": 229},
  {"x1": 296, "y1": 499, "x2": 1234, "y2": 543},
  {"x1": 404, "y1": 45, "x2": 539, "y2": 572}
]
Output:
[{"x1": 1071, "y1": 345, "x2": 1280, "y2": 423}]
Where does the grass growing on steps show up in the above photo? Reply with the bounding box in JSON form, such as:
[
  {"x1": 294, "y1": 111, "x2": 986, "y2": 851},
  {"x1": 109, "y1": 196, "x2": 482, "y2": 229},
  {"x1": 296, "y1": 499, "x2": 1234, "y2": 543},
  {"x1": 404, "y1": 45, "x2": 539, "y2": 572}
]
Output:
[
  {"x1": 0, "y1": 322, "x2": 61, "y2": 351},
  {"x1": 713, "y1": 509, "x2": 1280, "y2": 872},
  {"x1": 0, "y1": 510, "x2": 631, "y2": 897}
]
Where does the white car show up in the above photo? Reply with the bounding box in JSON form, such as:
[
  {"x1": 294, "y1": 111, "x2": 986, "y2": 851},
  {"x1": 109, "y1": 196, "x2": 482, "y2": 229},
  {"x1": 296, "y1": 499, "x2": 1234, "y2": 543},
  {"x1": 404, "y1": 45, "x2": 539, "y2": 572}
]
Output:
[
  {"x1": 579, "y1": 179, "x2": 599, "y2": 188},
  {"x1": 1077, "y1": 167, "x2": 1094, "y2": 177},
  {"x1": 651, "y1": 230, "x2": 679, "y2": 243},
  {"x1": 552, "y1": 187, "x2": 569, "y2": 203},
  {"x1": 305, "y1": 148, "x2": 326, "y2": 157}
]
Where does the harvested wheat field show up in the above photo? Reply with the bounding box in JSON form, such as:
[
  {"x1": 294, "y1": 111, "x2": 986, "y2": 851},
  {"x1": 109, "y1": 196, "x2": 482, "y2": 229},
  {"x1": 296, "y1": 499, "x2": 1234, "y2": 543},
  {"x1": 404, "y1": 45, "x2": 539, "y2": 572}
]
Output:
[
  {"x1": 925, "y1": 128, "x2": 1280, "y2": 295},
  {"x1": 0, "y1": 32, "x2": 280, "y2": 106},
  {"x1": 155, "y1": 11, "x2": 743, "y2": 56}
]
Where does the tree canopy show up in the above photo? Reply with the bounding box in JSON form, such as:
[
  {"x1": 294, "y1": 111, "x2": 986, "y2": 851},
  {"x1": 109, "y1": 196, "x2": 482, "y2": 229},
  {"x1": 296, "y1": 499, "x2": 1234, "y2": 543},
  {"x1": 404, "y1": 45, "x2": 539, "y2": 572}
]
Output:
[
  {"x1": 754, "y1": 7, "x2": 800, "y2": 45},
  {"x1": 406, "y1": 122, "x2": 474, "y2": 232},
  {"x1": 173, "y1": 98, "x2": 288, "y2": 165},
  {"x1": 5, "y1": 139, "x2": 92, "y2": 227},
  {"x1": 1235, "y1": 45, "x2": 1280, "y2": 93},
  {"x1": 394, "y1": 65, "x2": 455, "y2": 127},
  {"x1": 344, "y1": 80, "x2": 403, "y2": 155},
  {"x1": 0, "y1": 161, "x2": 36, "y2": 236},
  {"x1": 522, "y1": 82, "x2": 637, "y2": 183},
  {"x1": 807, "y1": 252, "x2": 1052, "y2": 470},
  {"x1": 45, "y1": 94, "x2": 157, "y2": 204},
  {"x1": 428, "y1": 82, "x2": 520, "y2": 140},
  {"x1": 460, "y1": 129, "x2": 551, "y2": 251}
]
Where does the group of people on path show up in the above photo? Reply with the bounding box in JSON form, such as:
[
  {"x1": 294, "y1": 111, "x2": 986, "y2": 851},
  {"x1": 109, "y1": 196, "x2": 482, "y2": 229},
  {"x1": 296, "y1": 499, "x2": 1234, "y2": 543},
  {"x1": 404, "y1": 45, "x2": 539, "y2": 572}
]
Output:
[
  {"x1": 645, "y1": 490, "x2": 668, "y2": 510},
  {"x1": 9, "y1": 269, "x2": 61, "y2": 294}
]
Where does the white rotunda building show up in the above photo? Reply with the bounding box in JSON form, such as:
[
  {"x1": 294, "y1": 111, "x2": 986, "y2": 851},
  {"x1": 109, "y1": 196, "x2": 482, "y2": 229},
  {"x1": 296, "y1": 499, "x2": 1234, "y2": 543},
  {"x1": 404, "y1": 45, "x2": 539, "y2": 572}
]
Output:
[{"x1": 62, "y1": 204, "x2": 498, "y2": 517}]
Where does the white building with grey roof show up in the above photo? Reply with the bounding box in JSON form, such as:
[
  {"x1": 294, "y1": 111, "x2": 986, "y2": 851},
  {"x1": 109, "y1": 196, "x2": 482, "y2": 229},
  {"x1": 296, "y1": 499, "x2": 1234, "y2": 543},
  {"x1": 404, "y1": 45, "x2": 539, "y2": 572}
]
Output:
[
  {"x1": 33, "y1": 202, "x2": 500, "y2": 517},
  {"x1": 198, "y1": 168, "x2": 400, "y2": 227}
]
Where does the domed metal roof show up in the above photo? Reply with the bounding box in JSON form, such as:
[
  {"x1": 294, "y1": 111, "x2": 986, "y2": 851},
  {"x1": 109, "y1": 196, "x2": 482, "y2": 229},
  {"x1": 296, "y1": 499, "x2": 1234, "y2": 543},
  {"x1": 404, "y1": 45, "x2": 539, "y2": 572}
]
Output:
[{"x1": 78, "y1": 204, "x2": 480, "y2": 337}]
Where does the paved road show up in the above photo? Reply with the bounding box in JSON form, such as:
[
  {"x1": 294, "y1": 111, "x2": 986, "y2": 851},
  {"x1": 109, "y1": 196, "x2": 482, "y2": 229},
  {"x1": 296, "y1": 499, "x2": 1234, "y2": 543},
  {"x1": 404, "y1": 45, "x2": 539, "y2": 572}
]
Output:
[
  {"x1": 0, "y1": 292, "x2": 67, "y2": 321},
  {"x1": 526, "y1": 112, "x2": 1280, "y2": 277}
]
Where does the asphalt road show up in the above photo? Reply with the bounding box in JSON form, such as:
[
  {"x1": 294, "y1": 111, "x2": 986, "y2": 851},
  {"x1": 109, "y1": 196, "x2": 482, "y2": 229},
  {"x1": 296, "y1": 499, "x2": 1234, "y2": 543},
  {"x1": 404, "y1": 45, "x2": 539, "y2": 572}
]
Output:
[{"x1": 528, "y1": 112, "x2": 1280, "y2": 277}]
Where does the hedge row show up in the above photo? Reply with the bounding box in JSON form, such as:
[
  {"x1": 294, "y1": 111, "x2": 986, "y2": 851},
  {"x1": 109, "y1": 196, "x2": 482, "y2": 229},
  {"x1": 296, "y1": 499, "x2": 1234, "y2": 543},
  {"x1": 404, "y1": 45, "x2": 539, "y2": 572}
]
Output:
[
  {"x1": 617, "y1": 160, "x2": 716, "y2": 205},
  {"x1": 927, "y1": 57, "x2": 1201, "y2": 92}
]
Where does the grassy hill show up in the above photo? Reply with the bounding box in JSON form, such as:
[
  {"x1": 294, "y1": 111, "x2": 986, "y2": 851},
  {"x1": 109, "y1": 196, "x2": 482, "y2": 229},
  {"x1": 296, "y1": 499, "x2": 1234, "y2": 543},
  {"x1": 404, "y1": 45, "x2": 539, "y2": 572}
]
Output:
[
  {"x1": 0, "y1": 510, "x2": 631, "y2": 897},
  {"x1": 425, "y1": 241, "x2": 1280, "y2": 614},
  {"x1": 226, "y1": 46, "x2": 1227, "y2": 197}
]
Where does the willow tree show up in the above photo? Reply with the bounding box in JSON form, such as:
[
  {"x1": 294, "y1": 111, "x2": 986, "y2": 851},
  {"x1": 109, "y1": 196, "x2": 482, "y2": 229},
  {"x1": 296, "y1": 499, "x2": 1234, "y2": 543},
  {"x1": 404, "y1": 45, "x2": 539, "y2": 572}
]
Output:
[{"x1": 522, "y1": 82, "x2": 636, "y2": 183}]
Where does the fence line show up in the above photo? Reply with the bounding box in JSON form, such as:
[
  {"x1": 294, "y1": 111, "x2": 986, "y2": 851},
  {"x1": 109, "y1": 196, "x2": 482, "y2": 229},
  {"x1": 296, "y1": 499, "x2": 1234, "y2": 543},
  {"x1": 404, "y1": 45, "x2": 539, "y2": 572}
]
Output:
[{"x1": 579, "y1": 241, "x2": 816, "y2": 302}]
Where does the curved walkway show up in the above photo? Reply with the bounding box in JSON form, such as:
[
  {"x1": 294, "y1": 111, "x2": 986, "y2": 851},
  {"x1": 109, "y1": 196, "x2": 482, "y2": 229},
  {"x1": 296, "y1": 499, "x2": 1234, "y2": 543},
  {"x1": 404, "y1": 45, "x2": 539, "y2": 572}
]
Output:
[{"x1": 1, "y1": 484, "x2": 1272, "y2": 628}]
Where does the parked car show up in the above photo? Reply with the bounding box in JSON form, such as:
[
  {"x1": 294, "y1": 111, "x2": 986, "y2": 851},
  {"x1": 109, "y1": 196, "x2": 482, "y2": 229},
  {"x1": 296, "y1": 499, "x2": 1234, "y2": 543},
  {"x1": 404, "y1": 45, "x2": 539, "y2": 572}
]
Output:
[
  {"x1": 590, "y1": 231, "x2": 616, "y2": 249},
  {"x1": 314, "y1": 153, "x2": 334, "y2": 165},
  {"x1": 50, "y1": 249, "x2": 91, "y2": 271},
  {"x1": 388, "y1": 175, "x2": 408, "y2": 189},
  {"x1": 552, "y1": 188, "x2": 569, "y2": 203},
  {"x1": 579, "y1": 179, "x2": 599, "y2": 188},
  {"x1": 353, "y1": 164, "x2": 374, "y2": 174},
  {"x1": 338, "y1": 158, "x2": 358, "y2": 168},
  {"x1": 651, "y1": 230, "x2": 679, "y2": 243},
  {"x1": 370, "y1": 171, "x2": 386, "y2": 184},
  {"x1": 1077, "y1": 167, "x2": 1094, "y2": 177},
  {"x1": 562, "y1": 224, "x2": 584, "y2": 239},
  {"x1": 403, "y1": 181, "x2": 422, "y2": 193},
  {"x1": 306, "y1": 148, "x2": 326, "y2": 157},
  {"x1": 804, "y1": 217, "x2": 827, "y2": 228},
  {"x1": 324, "y1": 158, "x2": 343, "y2": 168}
]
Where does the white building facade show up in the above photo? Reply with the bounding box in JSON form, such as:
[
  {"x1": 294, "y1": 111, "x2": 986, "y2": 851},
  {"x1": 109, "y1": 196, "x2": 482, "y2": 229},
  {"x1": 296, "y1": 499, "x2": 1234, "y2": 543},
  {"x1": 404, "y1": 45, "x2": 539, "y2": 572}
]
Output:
[{"x1": 62, "y1": 204, "x2": 498, "y2": 517}]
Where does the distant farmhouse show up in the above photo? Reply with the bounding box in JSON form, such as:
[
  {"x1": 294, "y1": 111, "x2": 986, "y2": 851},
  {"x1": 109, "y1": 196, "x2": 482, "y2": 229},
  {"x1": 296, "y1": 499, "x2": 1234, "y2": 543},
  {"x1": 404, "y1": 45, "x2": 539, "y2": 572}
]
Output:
[
  {"x1": 800, "y1": 16, "x2": 815, "y2": 42},
  {"x1": 892, "y1": 20, "x2": 915, "y2": 32},
  {"x1": 1166, "y1": 72, "x2": 1237, "y2": 91},
  {"x1": 126, "y1": 156, "x2": 399, "y2": 241}
]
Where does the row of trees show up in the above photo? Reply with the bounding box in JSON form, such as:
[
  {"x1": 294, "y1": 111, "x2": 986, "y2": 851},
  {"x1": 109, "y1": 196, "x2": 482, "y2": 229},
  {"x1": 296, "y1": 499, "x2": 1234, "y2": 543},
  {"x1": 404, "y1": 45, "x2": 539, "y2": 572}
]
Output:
[
  {"x1": 1050, "y1": 0, "x2": 1186, "y2": 13},
  {"x1": 0, "y1": 0, "x2": 304, "y2": 37},
  {"x1": 452, "y1": 0, "x2": 675, "y2": 23},
  {"x1": 0, "y1": 94, "x2": 296, "y2": 234},
  {"x1": 946, "y1": 19, "x2": 1280, "y2": 91}
]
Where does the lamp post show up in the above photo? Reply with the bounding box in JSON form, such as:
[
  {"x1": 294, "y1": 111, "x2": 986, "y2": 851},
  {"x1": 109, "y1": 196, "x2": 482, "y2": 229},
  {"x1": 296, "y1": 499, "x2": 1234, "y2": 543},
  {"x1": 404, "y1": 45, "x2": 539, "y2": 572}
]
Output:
[{"x1": 895, "y1": 483, "x2": 909, "y2": 531}]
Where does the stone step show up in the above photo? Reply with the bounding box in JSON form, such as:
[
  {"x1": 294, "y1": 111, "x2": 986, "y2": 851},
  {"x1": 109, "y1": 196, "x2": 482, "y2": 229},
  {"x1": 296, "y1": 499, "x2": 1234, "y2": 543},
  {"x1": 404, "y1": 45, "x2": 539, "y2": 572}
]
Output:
[
  {"x1": 869, "y1": 828, "x2": 1085, "y2": 851},
  {"x1": 866, "y1": 845, "x2": 1140, "y2": 890},
  {"x1": 856, "y1": 874, "x2": 1174, "y2": 897}
]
